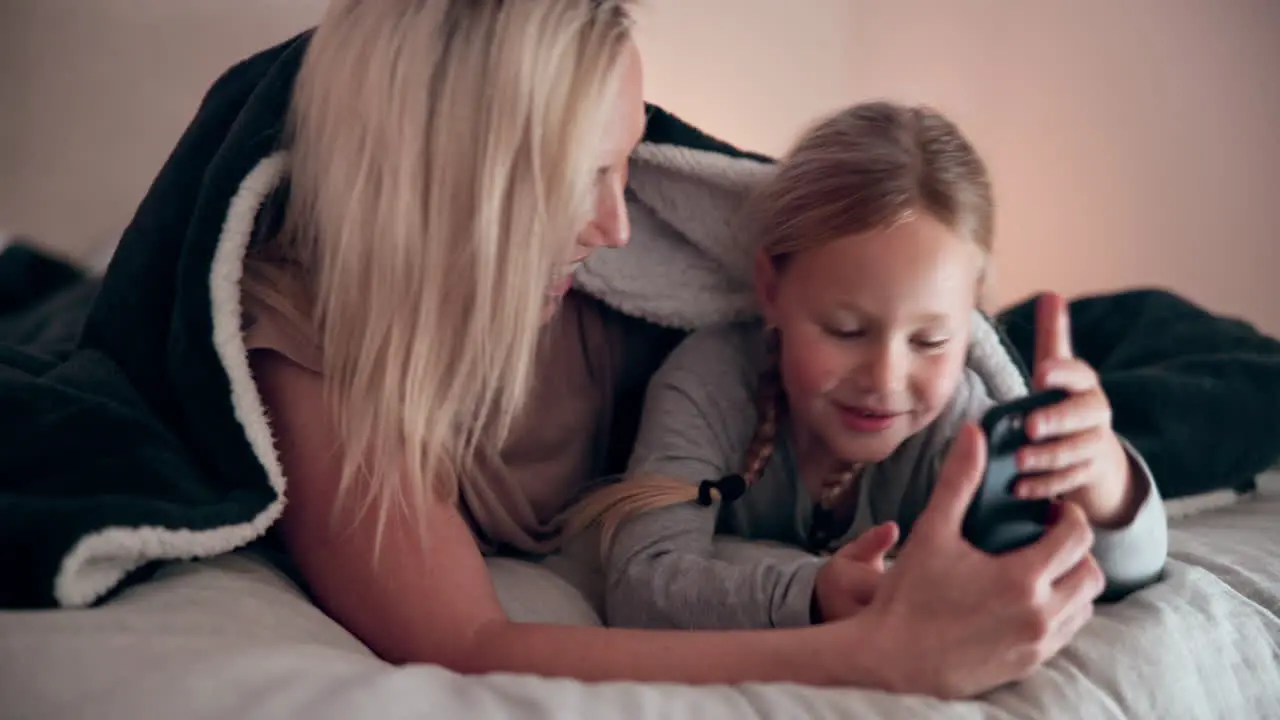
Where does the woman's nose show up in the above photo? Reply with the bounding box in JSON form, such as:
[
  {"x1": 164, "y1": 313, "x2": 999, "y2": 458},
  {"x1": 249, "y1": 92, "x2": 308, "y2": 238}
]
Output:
[{"x1": 582, "y1": 173, "x2": 630, "y2": 249}]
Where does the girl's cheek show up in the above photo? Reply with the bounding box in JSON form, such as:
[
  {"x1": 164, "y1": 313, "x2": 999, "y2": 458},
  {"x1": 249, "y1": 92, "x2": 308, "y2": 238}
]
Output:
[
  {"x1": 782, "y1": 340, "x2": 847, "y2": 399},
  {"x1": 914, "y1": 350, "x2": 968, "y2": 412}
]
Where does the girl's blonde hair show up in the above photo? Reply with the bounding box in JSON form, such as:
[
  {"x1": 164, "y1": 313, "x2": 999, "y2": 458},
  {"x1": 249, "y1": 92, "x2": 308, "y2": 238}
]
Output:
[
  {"x1": 564, "y1": 101, "x2": 995, "y2": 554},
  {"x1": 244, "y1": 0, "x2": 636, "y2": 552}
]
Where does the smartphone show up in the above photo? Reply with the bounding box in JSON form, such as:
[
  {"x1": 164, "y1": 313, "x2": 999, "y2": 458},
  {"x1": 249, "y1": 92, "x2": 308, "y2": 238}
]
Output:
[{"x1": 962, "y1": 388, "x2": 1070, "y2": 554}]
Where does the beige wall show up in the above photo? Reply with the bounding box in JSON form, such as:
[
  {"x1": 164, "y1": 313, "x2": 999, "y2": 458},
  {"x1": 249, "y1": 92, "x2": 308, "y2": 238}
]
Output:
[
  {"x1": 839, "y1": 0, "x2": 1280, "y2": 335},
  {"x1": 632, "y1": 0, "x2": 856, "y2": 157},
  {"x1": 3, "y1": 0, "x2": 1278, "y2": 335},
  {"x1": 0, "y1": 0, "x2": 328, "y2": 261}
]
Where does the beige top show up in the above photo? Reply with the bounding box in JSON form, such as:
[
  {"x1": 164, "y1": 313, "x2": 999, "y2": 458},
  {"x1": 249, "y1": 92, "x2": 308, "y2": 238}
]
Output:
[{"x1": 242, "y1": 281, "x2": 664, "y2": 555}]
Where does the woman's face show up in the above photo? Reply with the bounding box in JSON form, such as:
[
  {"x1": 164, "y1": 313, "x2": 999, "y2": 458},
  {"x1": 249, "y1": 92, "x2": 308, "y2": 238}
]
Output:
[{"x1": 546, "y1": 41, "x2": 647, "y2": 310}]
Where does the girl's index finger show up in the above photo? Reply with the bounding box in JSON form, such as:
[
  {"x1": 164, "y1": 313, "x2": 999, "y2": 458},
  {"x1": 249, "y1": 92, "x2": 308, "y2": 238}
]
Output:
[{"x1": 1035, "y1": 292, "x2": 1074, "y2": 375}]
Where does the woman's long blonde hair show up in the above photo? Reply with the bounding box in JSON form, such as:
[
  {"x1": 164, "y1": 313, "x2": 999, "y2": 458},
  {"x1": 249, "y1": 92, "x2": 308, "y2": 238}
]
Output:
[
  {"x1": 564, "y1": 101, "x2": 995, "y2": 554},
  {"x1": 245, "y1": 0, "x2": 636, "y2": 551}
]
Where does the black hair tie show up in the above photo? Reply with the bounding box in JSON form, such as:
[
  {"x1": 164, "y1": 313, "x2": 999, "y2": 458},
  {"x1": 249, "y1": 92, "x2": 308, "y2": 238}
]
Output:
[{"x1": 696, "y1": 474, "x2": 747, "y2": 506}]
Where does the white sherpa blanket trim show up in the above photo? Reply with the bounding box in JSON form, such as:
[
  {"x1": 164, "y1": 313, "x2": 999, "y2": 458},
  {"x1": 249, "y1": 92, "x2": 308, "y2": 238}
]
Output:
[{"x1": 53, "y1": 153, "x2": 290, "y2": 608}]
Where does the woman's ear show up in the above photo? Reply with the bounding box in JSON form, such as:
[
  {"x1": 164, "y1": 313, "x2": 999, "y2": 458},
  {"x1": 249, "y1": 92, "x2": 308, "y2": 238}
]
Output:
[{"x1": 754, "y1": 249, "x2": 781, "y2": 326}]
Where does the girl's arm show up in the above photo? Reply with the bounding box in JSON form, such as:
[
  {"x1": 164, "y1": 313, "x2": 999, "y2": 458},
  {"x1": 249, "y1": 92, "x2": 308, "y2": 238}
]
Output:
[
  {"x1": 906, "y1": 371, "x2": 1167, "y2": 599},
  {"x1": 251, "y1": 349, "x2": 862, "y2": 685},
  {"x1": 1021, "y1": 291, "x2": 1169, "y2": 597},
  {"x1": 602, "y1": 327, "x2": 823, "y2": 630},
  {"x1": 1085, "y1": 438, "x2": 1168, "y2": 598},
  {"x1": 607, "y1": 496, "x2": 822, "y2": 629}
]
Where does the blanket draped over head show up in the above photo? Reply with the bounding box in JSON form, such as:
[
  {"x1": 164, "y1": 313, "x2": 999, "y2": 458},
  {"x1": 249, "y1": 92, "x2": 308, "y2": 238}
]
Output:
[{"x1": 2, "y1": 31, "x2": 1278, "y2": 610}]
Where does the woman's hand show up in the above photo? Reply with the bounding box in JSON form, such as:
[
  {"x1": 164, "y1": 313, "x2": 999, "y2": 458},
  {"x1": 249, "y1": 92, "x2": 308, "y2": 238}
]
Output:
[
  {"x1": 812, "y1": 522, "x2": 899, "y2": 622},
  {"x1": 1016, "y1": 292, "x2": 1145, "y2": 528},
  {"x1": 842, "y1": 423, "x2": 1106, "y2": 699}
]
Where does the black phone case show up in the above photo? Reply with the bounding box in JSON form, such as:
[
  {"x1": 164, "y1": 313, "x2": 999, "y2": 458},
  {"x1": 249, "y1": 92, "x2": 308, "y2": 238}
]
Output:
[{"x1": 962, "y1": 388, "x2": 1069, "y2": 554}]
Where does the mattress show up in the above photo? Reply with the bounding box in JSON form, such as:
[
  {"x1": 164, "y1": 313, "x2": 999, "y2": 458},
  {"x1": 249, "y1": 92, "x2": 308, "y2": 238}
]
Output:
[{"x1": 2, "y1": 472, "x2": 1278, "y2": 720}]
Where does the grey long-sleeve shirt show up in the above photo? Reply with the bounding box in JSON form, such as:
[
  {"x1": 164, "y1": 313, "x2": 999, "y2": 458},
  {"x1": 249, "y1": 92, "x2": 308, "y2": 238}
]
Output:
[{"x1": 605, "y1": 322, "x2": 1169, "y2": 630}]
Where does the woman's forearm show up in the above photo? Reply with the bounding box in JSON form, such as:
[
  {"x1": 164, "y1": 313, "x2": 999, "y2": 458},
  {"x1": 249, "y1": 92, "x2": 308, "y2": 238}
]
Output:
[{"x1": 462, "y1": 616, "x2": 873, "y2": 686}]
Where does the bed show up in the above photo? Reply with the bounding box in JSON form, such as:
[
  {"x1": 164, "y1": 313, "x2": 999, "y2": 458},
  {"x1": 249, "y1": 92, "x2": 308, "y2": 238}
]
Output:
[{"x1": 2, "y1": 470, "x2": 1277, "y2": 719}]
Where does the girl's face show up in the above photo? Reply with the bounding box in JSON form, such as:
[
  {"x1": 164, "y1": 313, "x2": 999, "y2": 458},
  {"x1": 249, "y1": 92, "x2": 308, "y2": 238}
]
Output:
[{"x1": 755, "y1": 212, "x2": 985, "y2": 466}]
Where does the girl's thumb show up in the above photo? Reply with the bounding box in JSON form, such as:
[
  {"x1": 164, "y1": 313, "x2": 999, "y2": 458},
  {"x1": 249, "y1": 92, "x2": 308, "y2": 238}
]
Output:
[{"x1": 835, "y1": 521, "x2": 900, "y2": 566}]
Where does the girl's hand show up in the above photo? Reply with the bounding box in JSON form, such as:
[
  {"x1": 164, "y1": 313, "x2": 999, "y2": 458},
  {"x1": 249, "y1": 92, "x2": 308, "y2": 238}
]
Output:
[
  {"x1": 812, "y1": 522, "x2": 898, "y2": 622},
  {"x1": 1015, "y1": 293, "x2": 1145, "y2": 529},
  {"x1": 842, "y1": 424, "x2": 1105, "y2": 699}
]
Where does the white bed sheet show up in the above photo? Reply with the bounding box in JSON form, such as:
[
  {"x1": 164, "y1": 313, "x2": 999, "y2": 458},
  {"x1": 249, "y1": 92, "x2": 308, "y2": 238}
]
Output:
[{"x1": 2, "y1": 473, "x2": 1278, "y2": 720}]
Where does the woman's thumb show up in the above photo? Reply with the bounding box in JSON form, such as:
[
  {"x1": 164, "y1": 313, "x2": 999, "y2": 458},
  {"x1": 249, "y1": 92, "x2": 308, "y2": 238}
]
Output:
[
  {"x1": 835, "y1": 521, "x2": 900, "y2": 566},
  {"x1": 917, "y1": 423, "x2": 988, "y2": 537}
]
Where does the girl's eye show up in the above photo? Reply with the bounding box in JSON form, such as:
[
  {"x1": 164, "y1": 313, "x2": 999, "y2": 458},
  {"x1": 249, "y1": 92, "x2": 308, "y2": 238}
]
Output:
[
  {"x1": 914, "y1": 336, "x2": 951, "y2": 351},
  {"x1": 824, "y1": 325, "x2": 865, "y2": 340}
]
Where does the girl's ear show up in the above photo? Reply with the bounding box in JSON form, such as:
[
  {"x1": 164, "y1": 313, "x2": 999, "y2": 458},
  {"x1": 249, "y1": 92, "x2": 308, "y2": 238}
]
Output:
[
  {"x1": 976, "y1": 259, "x2": 996, "y2": 314},
  {"x1": 754, "y1": 249, "x2": 781, "y2": 326}
]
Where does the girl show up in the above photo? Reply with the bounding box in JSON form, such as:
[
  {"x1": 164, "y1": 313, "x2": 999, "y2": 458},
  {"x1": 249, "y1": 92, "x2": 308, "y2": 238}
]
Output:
[{"x1": 574, "y1": 101, "x2": 1167, "y2": 632}]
